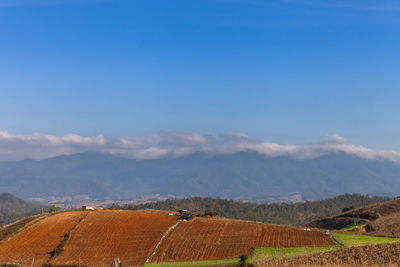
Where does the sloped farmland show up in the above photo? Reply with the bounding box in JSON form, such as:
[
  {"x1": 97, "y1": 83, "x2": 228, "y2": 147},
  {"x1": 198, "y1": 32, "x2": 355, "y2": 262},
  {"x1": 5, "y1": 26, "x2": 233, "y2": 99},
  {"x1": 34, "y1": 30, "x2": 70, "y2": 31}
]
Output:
[
  {"x1": 152, "y1": 218, "x2": 333, "y2": 263},
  {"x1": 51, "y1": 210, "x2": 178, "y2": 266},
  {"x1": 0, "y1": 211, "x2": 87, "y2": 265}
]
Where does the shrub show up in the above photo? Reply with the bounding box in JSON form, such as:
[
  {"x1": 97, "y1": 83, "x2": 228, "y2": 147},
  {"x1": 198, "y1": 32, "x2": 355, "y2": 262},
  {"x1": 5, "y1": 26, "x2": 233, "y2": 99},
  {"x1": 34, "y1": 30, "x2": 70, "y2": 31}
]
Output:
[
  {"x1": 50, "y1": 205, "x2": 57, "y2": 213},
  {"x1": 342, "y1": 206, "x2": 355, "y2": 212},
  {"x1": 201, "y1": 209, "x2": 217, "y2": 217},
  {"x1": 239, "y1": 254, "x2": 249, "y2": 267}
]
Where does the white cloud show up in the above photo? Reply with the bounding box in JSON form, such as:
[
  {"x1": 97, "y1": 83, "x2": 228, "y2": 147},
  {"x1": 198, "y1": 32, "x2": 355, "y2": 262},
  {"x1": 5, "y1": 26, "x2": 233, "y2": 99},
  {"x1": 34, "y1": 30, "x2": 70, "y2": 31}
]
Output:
[
  {"x1": 1, "y1": 130, "x2": 400, "y2": 163},
  {"x1": 219, "y1": 132, "x2": 261, "y2": 144},
  {"x1": 142, "y1": 131, "x2": 213, "y2": 147},
  {"x1": 0, "y1": 131, "x2": 106, "y2": 161}
]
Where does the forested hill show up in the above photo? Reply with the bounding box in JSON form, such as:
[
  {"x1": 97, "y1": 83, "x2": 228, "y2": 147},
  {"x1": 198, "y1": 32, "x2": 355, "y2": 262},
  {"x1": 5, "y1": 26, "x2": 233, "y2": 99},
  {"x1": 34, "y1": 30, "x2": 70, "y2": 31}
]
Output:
[
  {"x1": 0, "y1": 193, "x2": 45, "y2": 225},
  {"x1": 110, "y1": 194, "x2": 390, "y2": 226}
]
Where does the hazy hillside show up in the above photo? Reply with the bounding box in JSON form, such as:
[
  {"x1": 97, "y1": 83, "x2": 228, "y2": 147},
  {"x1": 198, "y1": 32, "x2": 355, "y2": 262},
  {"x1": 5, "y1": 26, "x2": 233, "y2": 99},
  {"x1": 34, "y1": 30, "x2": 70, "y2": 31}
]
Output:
[
  {"x1": 1, "y1": 151, "x2": 400, "y2": 203},
  {"x1": 0, "y1": 193, "x2": 45, "y2": 225},
  {"x1": 110, "y1": 194, "x2": 390, "y2": 225}
]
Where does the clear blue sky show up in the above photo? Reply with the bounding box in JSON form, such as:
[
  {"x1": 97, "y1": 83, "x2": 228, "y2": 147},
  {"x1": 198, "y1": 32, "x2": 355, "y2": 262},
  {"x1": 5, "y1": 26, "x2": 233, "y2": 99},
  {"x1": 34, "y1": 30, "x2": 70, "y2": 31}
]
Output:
[{"x1": 1, "y1": 0, "x2": 399, "y2": 149}]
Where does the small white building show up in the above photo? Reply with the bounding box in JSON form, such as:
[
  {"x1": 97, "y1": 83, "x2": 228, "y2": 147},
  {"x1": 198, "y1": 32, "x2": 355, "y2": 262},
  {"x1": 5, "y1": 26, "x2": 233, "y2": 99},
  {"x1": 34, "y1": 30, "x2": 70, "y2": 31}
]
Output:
[{"x1": 82, "y1": 205, "x2": 96, "y2": 211}]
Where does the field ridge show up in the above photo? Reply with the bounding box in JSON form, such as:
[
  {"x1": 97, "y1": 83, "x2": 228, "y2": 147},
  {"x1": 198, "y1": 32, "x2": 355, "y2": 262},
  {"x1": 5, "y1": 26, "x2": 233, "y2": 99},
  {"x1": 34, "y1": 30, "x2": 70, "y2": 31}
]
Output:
[
  {"x1": 146, "y1": 220, "x2": 182, "y2": 263},
  {"x1": 0, "y1": 215, "x2": 45, "y2": 246},
  {"x1": 51, "y1": 210, "x2": 179, "y2": 266},
  {"x1": 48, "y1": 211, "x2": 90, "y2": 263},
  {"x1": 0, "y1": 211, "x2": 88, "y2": 265},
  {"x1": 151, "y1": 216, "x2": 333, "y2": 263}
]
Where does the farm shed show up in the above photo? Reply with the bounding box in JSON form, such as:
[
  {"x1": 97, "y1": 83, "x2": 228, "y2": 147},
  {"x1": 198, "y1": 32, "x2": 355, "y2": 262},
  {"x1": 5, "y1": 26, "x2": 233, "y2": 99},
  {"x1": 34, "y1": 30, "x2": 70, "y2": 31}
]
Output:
[
  {"x1": 82, "y1": 205, "x2": 96, "y2": 211},
  {"x1": 179, "y1": 213, "x2": 194, "y2": 221}
]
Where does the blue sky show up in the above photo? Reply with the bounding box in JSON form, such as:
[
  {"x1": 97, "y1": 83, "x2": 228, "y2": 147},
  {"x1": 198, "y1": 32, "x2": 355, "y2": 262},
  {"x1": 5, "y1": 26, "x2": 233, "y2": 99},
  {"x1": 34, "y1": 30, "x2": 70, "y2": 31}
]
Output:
[{"x1": 1, "y1": 0, "x2": 400, "y2": 151}]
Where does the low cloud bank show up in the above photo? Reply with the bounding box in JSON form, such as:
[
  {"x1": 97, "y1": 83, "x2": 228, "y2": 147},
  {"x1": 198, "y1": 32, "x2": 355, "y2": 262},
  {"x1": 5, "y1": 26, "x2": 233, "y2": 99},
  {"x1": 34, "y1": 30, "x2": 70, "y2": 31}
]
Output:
[{"x1": 0, "y1": 130, "x2": 400, "y2": 163}]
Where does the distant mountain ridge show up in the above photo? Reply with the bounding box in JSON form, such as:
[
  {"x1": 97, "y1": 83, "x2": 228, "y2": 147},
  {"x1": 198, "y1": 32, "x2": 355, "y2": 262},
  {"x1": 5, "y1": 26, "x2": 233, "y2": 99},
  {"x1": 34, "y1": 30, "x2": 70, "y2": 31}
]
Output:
[{"x1": 0, "y1": 151, "x2": 400, "y2": 203}]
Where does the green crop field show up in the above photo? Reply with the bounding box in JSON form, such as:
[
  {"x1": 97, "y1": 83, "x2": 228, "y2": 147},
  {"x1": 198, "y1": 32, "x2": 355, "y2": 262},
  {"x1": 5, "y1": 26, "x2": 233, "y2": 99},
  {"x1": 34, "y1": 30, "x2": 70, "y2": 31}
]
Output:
[
  {"x1": 252, "y1": 234, "x2": 399, "y2": 261},
  {"x1": 146, "y1": 233, "x2": 399, "y2": 266},
  {"x1": 332, "y1": 233, "x2": 399, "y2": 246},
  {"x1": 144, "y1": 259, "x2": 240, "y2": 267},
  {"x1": 252, "y1": 246, "x2": 338, "y2": 259},
  {"x1": 340, "y1": 220, "x2": 367, "y2": 231}
]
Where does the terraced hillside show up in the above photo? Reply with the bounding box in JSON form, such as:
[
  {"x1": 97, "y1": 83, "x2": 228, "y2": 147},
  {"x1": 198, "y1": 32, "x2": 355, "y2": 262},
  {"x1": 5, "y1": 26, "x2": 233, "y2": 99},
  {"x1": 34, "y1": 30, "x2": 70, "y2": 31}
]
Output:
[
  {"x1": 152, "y1": 217, "x2": 333, "y2": 263},
  {"x1": 51, "y1": 210, "x2": 178, "y2": 266},
  {"x1": 0, "y1": 211, "x2": 87, "y2": 265},
  {"x1": 0, "y1": 210, "x2": 333, "y2": 266}
]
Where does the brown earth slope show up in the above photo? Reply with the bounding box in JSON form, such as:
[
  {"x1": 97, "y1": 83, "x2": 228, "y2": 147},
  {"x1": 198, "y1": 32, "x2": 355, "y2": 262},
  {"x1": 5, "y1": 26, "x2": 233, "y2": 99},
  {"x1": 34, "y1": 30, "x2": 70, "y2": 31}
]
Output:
[
  {"x1": 254, "y1": 242, "x2": 400, "y2": 266},
  {"x1": 0, "y1": 211, "x2": 87, "y2": 265},
  {"x1": 338, "y1": 198, "x2": 400, "y2": 219},
  {"x1": 368, "y1": 210, "x2": 400, "y2": 237},
  {"x1": 152, "y1": 217, "x2": 333, "y2": 263},
  {"x1": 0, "y1": 215, "x2": 42, "y2": 243},
  {"x1": 51, "y1": 210, "x2": 178, "y2": 266},
  {"x1": 0, "y1": 210, "x2": 334, "y2": 266},
  {"x1": 306, "y1": 198, "x2": 400, "y2": 237}
]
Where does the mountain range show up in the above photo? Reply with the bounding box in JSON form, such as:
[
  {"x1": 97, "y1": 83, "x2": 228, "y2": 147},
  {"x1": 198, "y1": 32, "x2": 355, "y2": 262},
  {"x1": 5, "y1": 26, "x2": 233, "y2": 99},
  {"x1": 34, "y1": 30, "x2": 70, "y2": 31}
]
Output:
[{"x1": 1, "y1": 151, "x2": 400, "y2": 203}]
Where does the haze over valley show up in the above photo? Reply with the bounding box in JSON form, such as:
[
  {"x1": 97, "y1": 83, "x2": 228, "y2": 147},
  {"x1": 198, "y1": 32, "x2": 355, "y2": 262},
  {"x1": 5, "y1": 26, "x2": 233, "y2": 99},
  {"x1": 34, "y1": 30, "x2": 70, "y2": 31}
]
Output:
[{"x1": 1, "y1": 148, "x2": 400, "y2": 206}]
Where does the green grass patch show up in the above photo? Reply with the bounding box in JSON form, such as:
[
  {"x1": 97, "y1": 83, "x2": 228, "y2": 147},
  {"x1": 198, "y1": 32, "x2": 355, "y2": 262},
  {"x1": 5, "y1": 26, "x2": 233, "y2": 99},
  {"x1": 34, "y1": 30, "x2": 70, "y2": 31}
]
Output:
[
  {"x1": 252, "y1": 246, "x2": 338, "y2": 259},
  {"x1": 332, "y1": 233, "x2": 399, "y2": 246},
  {"x1": 340, "y1": 220, "x2": 366, "y2": 231},
  {"x1": 144, "y1": 259, "x2": 239, "y2": 267}
]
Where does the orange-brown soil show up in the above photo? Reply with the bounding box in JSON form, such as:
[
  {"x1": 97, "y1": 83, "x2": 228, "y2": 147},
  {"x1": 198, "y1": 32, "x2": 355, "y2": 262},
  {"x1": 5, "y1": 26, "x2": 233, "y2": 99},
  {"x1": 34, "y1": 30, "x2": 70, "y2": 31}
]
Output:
[
  {"x1": 0, "y1": 215, "x2": 42, "y2": 243},
  {"x1": 152, "y1": 217, "x2": 333, "y2": 263},
  {"x1": 0, "y1": 211, "x2": 87, "y2": 265},
  {"x1": 51, "y1": 210, "x2": 177, "y2": 266},
  {"x1": 0, "y1": 211, "x2": 334, "y2": 266}
]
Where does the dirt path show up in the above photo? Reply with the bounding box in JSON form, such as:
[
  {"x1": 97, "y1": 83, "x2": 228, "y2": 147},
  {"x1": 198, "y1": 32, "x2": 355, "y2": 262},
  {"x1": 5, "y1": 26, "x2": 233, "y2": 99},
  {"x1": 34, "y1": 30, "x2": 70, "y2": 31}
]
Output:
[{"x1": 145, "y1": 220, "x2": 182, "y2": 264}]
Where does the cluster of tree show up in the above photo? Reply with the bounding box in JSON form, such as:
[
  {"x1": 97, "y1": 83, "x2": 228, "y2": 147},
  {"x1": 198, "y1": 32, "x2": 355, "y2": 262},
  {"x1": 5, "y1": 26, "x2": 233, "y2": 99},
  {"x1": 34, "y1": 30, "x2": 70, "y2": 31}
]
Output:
[
  {"x1": 342, "y1": 206, "x2": 355, "y2": 213},
  {"x1": 109, "y1": 194, "x2": 390, "y2": 226},
  {"x1": 197, "y1": 209, "x2": 218, "y2": 218}
]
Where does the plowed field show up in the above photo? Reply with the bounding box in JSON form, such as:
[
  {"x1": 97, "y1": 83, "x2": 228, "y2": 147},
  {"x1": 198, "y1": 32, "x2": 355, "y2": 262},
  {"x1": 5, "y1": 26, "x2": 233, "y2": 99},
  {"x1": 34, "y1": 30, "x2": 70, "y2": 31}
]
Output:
[
  {"x1": 51, "y1": 210, "x2": 178, "y2": 266},
  {"x1": 0, "y1": 211, "x2": 87, "y2": 265},
  {"x1": 151, "y1": 218, "x2": 333, "y2": 262},
  {"x1": 0, "y1": 210, "x2": 334, "y2": 266}
]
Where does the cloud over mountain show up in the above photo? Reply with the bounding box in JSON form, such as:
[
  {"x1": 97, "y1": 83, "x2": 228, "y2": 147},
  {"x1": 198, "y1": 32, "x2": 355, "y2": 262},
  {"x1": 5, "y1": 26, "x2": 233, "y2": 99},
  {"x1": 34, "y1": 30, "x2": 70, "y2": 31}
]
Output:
[{"x1": 0, "y1": 130, "x2": 400, "y2": 163}]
